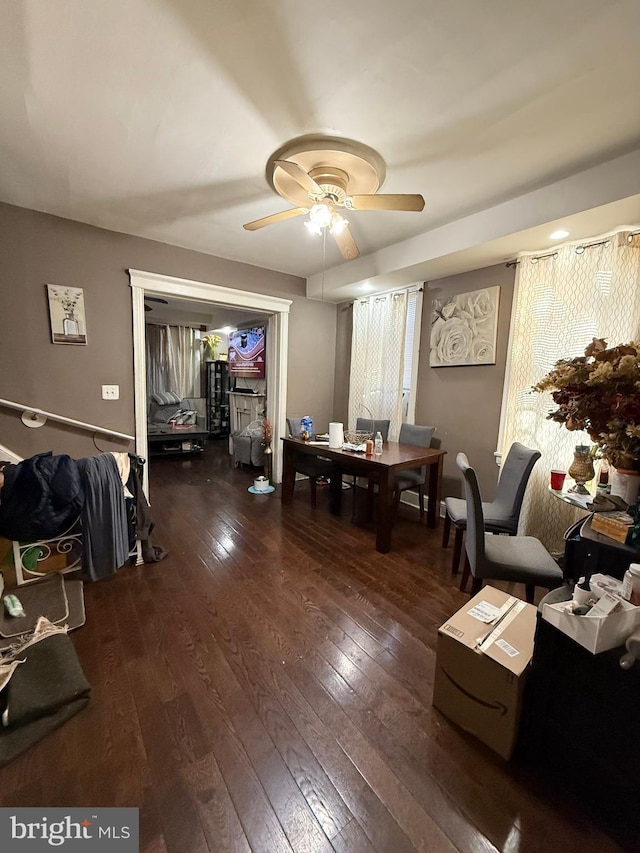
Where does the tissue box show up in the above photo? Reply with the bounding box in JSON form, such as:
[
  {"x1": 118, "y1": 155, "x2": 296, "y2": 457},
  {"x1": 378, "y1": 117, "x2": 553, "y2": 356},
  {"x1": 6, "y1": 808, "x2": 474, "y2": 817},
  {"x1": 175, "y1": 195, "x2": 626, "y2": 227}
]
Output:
[
  {"x1": 542, "y1": 597, "x2": 640, "y2": 654},
  {"x1": 590, "y1": 511, "x2": 633, "y2": 544}
]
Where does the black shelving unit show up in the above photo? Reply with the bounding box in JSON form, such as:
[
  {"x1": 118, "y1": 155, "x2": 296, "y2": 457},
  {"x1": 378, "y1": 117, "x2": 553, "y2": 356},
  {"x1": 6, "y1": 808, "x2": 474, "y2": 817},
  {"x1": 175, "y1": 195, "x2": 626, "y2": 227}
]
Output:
[{"x1": 206, "y1": 360, "x2": 231, "y2": 438}]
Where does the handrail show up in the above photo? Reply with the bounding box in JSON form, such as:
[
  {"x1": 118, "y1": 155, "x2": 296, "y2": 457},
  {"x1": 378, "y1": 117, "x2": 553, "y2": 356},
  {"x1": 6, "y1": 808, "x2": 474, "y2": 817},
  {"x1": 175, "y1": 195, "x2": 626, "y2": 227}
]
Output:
[{"x1": 0, "y1": 398, "x2": 134, "y2": 442}]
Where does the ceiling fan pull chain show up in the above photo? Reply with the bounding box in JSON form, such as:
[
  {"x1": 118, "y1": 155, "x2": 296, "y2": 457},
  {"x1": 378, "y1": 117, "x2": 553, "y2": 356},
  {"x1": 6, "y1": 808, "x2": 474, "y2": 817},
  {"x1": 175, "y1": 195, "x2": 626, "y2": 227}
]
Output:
[{"x1": 321, "y1": 229, "x2": 326, "y2": 302}]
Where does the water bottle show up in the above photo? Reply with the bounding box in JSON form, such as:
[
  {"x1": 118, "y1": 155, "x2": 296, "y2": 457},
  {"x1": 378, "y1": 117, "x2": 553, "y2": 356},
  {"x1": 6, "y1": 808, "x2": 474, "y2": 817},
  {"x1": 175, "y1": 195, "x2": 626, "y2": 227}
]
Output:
[
  {"x1": 300, "y1": 416, "x2": 313, "y2": 441},
  {"x1": 622, "y1": 563, "x2": 640, "y2": 606},
  {"x1": 374, "y1": 431, "x2": 383, "y2": 456}
]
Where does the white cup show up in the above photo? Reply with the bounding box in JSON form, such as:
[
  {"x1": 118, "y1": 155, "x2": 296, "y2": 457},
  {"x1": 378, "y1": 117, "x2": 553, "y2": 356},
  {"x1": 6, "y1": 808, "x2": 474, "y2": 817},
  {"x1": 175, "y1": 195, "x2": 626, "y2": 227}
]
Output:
[{"x1": 572, "y1": 584, "x2": 593, "y2": 605}]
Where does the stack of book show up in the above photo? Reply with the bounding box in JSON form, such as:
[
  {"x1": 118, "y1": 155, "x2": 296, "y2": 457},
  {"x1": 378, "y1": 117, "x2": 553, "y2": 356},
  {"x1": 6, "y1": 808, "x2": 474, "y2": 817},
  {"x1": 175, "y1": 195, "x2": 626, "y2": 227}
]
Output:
[{"x1": 591, "y1": 510, "x2": 634, "y2": 544}]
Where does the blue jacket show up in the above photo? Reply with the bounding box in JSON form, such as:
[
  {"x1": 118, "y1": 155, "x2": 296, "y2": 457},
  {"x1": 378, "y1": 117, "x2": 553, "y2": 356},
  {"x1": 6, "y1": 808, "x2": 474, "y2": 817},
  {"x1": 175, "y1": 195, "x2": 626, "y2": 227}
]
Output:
[{"x1": 0, "y1": 452, "x2": 83, "y2": 542}]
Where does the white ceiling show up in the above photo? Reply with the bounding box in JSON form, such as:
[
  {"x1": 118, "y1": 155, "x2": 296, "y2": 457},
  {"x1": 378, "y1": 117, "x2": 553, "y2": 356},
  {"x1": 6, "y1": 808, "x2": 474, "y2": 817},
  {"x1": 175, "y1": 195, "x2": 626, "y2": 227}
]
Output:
[{"x1": 2, "y1": 0, "x2": 640, "y2": 302}]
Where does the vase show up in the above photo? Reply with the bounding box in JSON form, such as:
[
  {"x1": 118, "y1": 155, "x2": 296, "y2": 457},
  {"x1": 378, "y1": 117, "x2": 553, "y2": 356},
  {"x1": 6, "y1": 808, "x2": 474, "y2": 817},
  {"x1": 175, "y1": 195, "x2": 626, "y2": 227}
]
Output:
[
  {"x1": 63, "y1": 314, "x2": 79, "y2": 336},
  {"x1": 568, "y1": 445, "x2": 595, "y2": 494},
  {"x1": 610, "y1": 468, "x2": 640, "y2": 506},
  {"x1": 263, "y1": 443, "x2": 273, "y2": 482}
]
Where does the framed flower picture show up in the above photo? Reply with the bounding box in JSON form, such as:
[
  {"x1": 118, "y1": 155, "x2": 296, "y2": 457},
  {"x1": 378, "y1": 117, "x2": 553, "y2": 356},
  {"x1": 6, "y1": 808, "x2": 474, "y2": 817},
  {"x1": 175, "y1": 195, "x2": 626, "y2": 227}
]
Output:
[
  {"x1": 430, "y1": 286, "x2": 500, "y2": 367},
  {"x1": 47, "y1": 284, "x2": 87, "y2": 345}
]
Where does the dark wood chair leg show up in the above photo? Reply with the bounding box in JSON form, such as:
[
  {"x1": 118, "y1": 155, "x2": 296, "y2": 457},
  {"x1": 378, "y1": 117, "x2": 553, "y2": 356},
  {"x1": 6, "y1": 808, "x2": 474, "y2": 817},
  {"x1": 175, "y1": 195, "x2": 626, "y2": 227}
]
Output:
[
  {"x1": 525, "y1": 583, "x2": 535, "y2": 604},
  {"x1": 451, "y1": 526, "x2": 463, "y2": 575},
  {"x1": 470, "y1": 576, "x2": 483, "y2": 596},
  {"x1": 417, "y1": 485, "x2": 425, "y2": 521},
  {"x1": 459, "y1": 555, "x2": 471, "y2": 592},
  {"x1": 442, "y1": 512, "x2": 451, "y2": 547},
  {"x1": 310, "y1": 477, "x2": 317, "y2": 509}
]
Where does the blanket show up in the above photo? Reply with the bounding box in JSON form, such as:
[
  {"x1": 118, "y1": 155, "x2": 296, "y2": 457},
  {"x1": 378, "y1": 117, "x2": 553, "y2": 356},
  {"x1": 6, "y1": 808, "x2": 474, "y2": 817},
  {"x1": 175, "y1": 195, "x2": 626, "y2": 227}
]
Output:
[{"x1": 0, "y1": 618, "x2": 91, "y2": 767}]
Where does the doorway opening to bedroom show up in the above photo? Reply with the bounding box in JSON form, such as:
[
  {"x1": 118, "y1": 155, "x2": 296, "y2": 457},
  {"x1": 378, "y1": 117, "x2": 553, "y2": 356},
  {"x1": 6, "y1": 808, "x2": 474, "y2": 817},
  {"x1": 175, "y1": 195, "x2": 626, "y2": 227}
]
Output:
[{"x1": 129, "y1": 270, "x2": 292, "y2": 497}]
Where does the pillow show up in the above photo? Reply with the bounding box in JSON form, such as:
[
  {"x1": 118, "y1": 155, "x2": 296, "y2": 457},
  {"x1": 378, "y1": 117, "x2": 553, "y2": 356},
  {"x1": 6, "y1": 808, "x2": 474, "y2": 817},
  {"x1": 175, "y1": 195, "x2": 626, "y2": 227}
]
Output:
[
  {"x1": 150, "y1": 403, "x2": 182, "y2": 424},
  {"x1": 151, "y1": 391, "x2": 181, "y2": 406}
]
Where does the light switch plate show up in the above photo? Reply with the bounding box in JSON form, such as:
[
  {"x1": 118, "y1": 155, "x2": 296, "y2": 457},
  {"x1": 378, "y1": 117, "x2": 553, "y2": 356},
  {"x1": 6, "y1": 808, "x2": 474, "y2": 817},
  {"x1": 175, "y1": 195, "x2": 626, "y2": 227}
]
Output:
[{"x1": 102, "y1": 384, "x2": 120, "y2": 400}]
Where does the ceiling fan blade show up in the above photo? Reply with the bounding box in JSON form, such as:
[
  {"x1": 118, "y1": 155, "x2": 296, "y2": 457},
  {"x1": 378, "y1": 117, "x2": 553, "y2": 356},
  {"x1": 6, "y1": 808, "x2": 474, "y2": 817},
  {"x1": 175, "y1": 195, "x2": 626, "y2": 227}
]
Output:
[
  {"x1": 275, "y1": 159, "x2": 323, "y2": 196},
  {"x1": 349, "y1": 193, "x2": 425, "y2": 212},
  {"x1": 333, "y1": 225, "x2": 360, "y2": 261},
  {"x1": 144, "y1": 297, "x2": 169, "y2": 304},
  {"x1": 243, "y1": 207, "x2": 308, "y2": 231}
]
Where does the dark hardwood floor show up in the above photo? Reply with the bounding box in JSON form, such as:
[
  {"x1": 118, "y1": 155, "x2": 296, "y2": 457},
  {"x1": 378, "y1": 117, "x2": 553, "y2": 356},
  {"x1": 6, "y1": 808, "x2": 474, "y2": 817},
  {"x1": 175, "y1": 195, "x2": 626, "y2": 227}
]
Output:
[{"x1": 0, "y1": 441, "x2": 631, "y2": 851}]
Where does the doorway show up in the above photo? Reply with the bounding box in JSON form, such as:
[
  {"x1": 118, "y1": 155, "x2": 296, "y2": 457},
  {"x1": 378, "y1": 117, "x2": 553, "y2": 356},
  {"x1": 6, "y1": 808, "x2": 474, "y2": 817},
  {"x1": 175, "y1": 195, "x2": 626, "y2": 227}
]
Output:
[{"x1": 129, "y1": 269, "x2": 291, "y2": 496}]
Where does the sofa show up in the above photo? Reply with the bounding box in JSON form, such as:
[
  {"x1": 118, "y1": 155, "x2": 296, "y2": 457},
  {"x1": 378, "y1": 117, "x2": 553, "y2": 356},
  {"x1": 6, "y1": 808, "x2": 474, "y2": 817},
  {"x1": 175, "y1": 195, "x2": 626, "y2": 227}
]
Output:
[{"x1": 147, "y1": 392, "x2": 206, "y2": 435}]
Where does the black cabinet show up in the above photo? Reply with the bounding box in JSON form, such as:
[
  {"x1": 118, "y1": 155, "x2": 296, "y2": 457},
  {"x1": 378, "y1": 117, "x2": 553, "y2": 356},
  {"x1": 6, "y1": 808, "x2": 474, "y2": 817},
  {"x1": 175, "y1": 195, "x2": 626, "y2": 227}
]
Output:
[
  {"x1": 520, "y1": 611, "x2": 640, "y2": 847},
  {"x1": 564, "y1": 514, "x2": 640, "y2": 582},
  {"x1": 206, "y1": 360, "x2": 230, "y2": 438}
]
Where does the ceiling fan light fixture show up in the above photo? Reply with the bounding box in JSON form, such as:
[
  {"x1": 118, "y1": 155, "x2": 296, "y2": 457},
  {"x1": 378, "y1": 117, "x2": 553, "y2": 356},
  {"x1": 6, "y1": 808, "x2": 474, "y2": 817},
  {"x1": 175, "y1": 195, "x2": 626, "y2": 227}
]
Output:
[
  {"x1": 308, "y1": 203, "x2": 333, "y2": 229},
  {"x1": 305, "y1": 219, "x2": 323, "y2": 236},
  {"x1": 329, "y1": 213, "x2": 348, "y2": 235}
]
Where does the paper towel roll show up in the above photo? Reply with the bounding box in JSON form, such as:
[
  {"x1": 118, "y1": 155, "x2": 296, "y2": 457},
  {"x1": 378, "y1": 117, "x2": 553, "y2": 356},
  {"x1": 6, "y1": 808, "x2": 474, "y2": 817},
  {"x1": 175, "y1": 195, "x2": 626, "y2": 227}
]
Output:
[{"x1": 329, "y1": 422, "x2": 344, "y2": 448}]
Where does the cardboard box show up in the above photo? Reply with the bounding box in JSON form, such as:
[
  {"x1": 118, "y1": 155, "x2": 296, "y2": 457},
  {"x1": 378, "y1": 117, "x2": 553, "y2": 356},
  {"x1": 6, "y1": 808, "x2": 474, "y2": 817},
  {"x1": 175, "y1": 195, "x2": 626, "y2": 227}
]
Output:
[
  {"x1": 542, "y1": 597, "x2": 640, "y2": 654},
  {"x1": 432, "y1": 586, "x2": 537, "y2": 760},
  {"x1": 590, "y1": 511, "x2": 633, "y2": 544}
]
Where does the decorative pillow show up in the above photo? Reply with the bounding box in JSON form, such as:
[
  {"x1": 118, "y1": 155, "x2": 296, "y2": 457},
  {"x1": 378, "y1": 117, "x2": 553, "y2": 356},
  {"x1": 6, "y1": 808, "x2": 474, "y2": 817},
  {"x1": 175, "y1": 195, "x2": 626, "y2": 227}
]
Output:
[
  {"x1": 150, "y1": 403, "x2": 182, "y2": 424},
  {"x1": 151, "y1": 391, "x2": 181, "y2": 406}
]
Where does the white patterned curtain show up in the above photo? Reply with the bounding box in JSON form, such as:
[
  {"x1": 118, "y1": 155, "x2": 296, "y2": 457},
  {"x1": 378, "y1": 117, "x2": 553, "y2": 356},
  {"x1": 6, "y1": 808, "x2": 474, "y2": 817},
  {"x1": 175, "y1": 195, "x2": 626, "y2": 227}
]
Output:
[
  {"x1": 146, "y1": 324, "x2": 200, "y2": 400},
  {"x1": 167, "y1": 325, "x2": 200, "y2": 399},
  {"x1": 146, "y1": 324, "x2": 170, "y2": 400},
  {"x1": 349, "y1": 290, "x2": 407, "y2": 440},
  {"x1": 500, "y1": 230, "x2": 640, "y2": 551}
]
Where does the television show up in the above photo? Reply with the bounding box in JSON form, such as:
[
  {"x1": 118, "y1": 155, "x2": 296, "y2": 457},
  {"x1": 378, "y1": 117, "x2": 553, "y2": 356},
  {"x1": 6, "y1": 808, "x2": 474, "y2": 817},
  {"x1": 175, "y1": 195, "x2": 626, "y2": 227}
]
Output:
[{"x1": 228, "y1": 325, "x2": 266, "y2": 380}]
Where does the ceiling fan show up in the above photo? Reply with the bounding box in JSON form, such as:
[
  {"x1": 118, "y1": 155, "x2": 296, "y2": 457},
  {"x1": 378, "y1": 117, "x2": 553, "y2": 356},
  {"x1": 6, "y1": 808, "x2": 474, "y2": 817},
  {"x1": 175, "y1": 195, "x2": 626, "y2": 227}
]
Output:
[
  {"x1": 144, "y1": 296, "x2": 169, "y2": 312},
  {"x1": 243, "y1": 134, "x2": 425, "y2": 261}
]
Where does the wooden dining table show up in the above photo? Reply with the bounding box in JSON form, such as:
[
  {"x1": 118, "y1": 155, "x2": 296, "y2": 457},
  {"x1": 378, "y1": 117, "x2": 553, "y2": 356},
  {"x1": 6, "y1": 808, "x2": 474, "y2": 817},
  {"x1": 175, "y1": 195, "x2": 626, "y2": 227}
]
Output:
[{"x1": 281, "y1": 437, "x2": 446, "y2": 553}]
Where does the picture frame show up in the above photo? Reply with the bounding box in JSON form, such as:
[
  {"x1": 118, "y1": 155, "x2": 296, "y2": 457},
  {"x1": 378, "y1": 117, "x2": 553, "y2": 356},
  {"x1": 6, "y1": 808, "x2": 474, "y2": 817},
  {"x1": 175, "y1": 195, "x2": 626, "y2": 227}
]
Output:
[
  {"x1": 47, "y1": 284, "x2": 87, "y2": 345},
  {"x1": 430, "y1": 286, "x2": 500, "y2": 367}
]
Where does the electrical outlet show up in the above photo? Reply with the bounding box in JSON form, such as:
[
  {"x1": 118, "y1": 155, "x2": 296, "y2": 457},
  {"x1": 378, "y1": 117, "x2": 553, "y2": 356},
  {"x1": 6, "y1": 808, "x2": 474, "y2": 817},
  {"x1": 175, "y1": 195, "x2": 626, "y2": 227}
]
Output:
[{"x1": 102, "y1": 384, "x2": 120, "y2": 400}]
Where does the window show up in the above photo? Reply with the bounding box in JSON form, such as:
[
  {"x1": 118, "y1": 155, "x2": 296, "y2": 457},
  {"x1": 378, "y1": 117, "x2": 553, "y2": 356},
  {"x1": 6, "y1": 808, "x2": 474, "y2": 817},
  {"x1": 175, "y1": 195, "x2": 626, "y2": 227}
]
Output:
[
  {"x1": 348, "y1": 285, "x2": 422, "y2": 439},
  {"x1": 499, "y1": 230, "x2": 640, "y2": 549}
]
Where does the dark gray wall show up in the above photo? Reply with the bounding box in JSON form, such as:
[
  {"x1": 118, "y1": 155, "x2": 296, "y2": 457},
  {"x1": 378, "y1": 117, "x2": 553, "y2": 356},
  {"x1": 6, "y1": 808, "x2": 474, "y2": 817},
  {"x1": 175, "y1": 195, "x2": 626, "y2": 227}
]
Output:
[
  {"x1": 417, "y1": 264, "x2": 516, "y2": 500},
  {"x1": 0, "y1": 203, "x2": 337, "y2": 459},
  {"x1": 333, "y1": 303, "x2": 353, "y2": 427}
]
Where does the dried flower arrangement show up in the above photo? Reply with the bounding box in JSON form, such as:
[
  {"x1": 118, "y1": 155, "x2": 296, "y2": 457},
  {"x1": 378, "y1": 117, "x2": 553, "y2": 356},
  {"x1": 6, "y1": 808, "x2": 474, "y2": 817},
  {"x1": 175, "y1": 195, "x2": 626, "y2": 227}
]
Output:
[{"x1": 534, "y1": 338, "x2": 640, "y2": 471}]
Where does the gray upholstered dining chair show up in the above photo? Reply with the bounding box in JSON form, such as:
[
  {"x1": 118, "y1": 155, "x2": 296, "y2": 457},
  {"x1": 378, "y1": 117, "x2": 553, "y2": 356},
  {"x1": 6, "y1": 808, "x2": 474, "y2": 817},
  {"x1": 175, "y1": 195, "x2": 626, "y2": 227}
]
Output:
[
  {"x1": 393, "y1": 423, "x2": 436, "y2": 520},
  {"x1": 286, "y1": 417, "x2": 337, "y2": 509},
  {"x1": 457, "y1": 452, "x2": 563, "y2": 603},
  {"x1": 442, "y1": 442, "x2": 541, "y2": 574},
  {"x1": 355, "y1": 417, "x2": 390, "y2": 442}
]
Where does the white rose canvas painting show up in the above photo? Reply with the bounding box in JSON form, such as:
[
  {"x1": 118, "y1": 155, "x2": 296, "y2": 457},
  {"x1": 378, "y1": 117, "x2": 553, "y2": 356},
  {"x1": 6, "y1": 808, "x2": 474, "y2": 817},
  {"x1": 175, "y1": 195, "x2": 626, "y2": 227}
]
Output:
[{"x1": 430, "y1": 286, "x2": 500, "y2": 367}]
